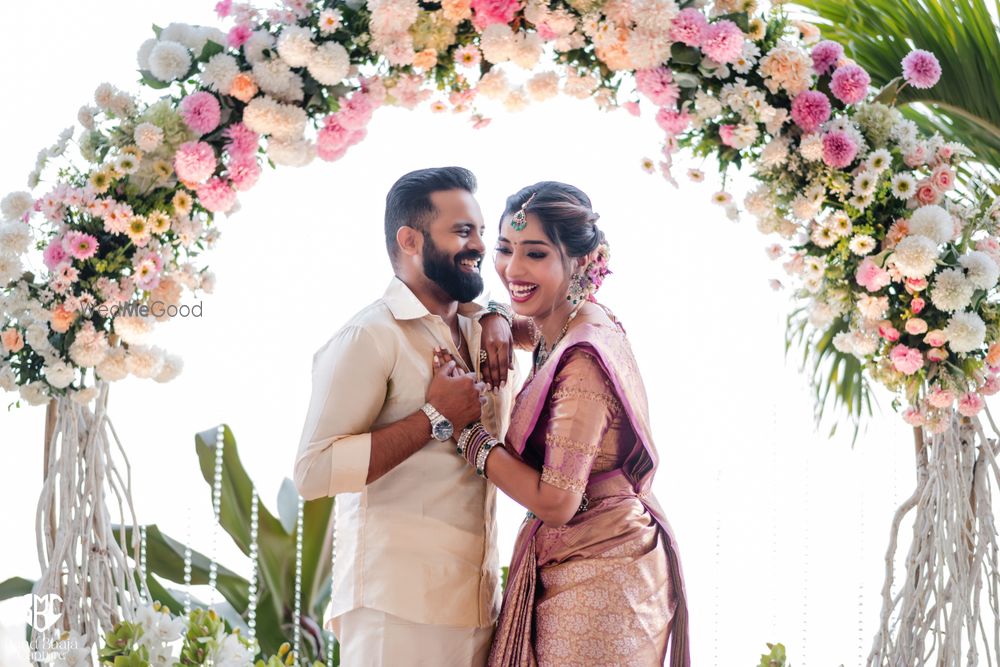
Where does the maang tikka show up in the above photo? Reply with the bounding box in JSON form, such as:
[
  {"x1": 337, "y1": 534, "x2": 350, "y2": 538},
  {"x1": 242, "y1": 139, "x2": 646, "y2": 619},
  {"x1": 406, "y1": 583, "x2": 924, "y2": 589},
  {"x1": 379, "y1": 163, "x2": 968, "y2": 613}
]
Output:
[{"x1": 510, "y1": 193, "x2": 536, "y2": 231}]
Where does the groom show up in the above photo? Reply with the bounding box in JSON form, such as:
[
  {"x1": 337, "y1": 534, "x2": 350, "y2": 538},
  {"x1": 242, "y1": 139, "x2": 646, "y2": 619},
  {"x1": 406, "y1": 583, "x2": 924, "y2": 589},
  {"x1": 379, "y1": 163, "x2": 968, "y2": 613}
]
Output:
[{"x1": 294, "y1": 167, "x2": 516, "y2": 666}]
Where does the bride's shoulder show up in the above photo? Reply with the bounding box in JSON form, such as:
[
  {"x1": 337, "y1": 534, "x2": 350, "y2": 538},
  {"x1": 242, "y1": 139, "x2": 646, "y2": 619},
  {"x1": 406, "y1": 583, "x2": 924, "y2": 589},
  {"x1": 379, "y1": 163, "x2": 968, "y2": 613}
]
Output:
[{"x1": 575, "y1": 301, "x2": 622, "y2": 331}]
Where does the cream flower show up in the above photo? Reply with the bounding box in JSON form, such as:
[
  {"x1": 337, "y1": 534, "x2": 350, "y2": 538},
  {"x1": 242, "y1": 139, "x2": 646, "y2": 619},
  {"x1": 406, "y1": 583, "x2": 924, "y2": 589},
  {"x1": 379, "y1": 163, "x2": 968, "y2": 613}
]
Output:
[
  {"x1": 148, "y1": 41, "x2": 192, "y2": 82},
  {"x1": 944, "y1": 311, "x2": 986, "y2": 353},
  {"x1": 891, "y1": 235, "x2": 939, "y2": 278}
]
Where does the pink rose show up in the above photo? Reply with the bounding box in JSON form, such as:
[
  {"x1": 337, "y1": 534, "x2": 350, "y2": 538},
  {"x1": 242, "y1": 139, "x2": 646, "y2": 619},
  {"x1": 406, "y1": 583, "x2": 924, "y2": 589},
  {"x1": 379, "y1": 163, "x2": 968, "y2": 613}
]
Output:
[
  {"x1": 931, "y1": 164, "x2": 955, "y2": 192},
  {"x1": 905, "y1": 318, "x2": 928, "y2": 335},
  {"x1": 904, "y1": 145, "x2": 927, "y2": 168},
  {"x1": 855, "y1": 258, "x2": 891, "y2": 292},
  {"x1": 879, "y1": 323, "x2": 901, "y2": 342},
  {"x1": 958, "y1": 392, "x2": 985, "y2": 417},
  {"x1": 926, "y1": 347, "x2": 949, "y2": 362},
  {"x1": 910, "y1": 297, "x2": 926, "y2": 314},
  {"x1": 890, "y1": 344, "x2": 924, "y2": 375},
  {"x1": 470, "y1": 0, "x2": 520, "y2": 29},
  {"x1": 905, "y1": 277, "x2": 928, "y2": 293},
  {"x1": 924, "y1": 329, "x2": 947, "y2": 347},
  {"x1": 926, "y1": 386, "x2": 954, "y2": 408},
  {"x1": 915, "y1": 181, "x2": 940, "y2": 205}
]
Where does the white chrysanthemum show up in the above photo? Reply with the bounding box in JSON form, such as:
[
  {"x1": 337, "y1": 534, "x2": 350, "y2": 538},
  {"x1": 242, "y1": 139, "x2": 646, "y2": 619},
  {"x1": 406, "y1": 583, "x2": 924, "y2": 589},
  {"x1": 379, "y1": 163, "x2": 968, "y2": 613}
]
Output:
[
  {"x1": 69, "y1": 329, "x2": 109, "y2": 368},
  {"x1": 759, "y1": 136, "x2": 789, "y2": 169},
  {"x1": 0, "y1": 363, "x2": 16, "y2": 391},
  {"x1": 25, "y1": 323, "x2": 54, "y2": 354},
  {"x1": 137, "y1": 38, "x2": 158, "y2": 70},
  {"x1": 96, "y1": 347, "x2": 129, "y2": 381},
  {"x1": 481, "y1": 24, "x2": 516, "y2": 64},
  {"x1": 159, "y1": 22, "x2": 195, "y2": 46},
  {"x1": 134, "y1": 122, "x2": 164, "y2": 153},
  {"x1": 791, "y1": 193, "x2": 822, "y2": 221},
  {"x1": 808, "y1": 300, "x2": 836, "y2": 327},
  {"x1": 892, "y1": 235, "x2": 939, "y2": 278},
  {"x1": 244, "y1": 31, "x2": 276, "y2": 65},
  {"x1": 307, "y1": 41, "x2": 350, "y2": 86},
  {"x1": 189, "y1": 27, "x2": 227, "y2": 54},
  {"x1": 833, "y1": 331, "x2": 855, "y2": 354},
  {"x1": 827, "y1": 211, "x2": 852, "y2": 237},
  {"x1": 525, "y1": 72, "x2": 560, "y2": 101},
  {"x1": 20, "y1": 381, "x2": 50, "y2": 406},
  {"x1": 959, "y1": 251, "x2": 1000, "y2": 290},
  {"x1": 944, "y1": 311, "x2": 986, "y2": 353},
  {"x1": 563, "y1": 70, "x2": 598, "y2": 99},
  {"x1": 866, "y1": 148, "x2": 892, "y2": 173},
  {"x1": 857, "y1": 294, "x2": 889, "y2": 320},
  {"x1": 252, "y1": 59, "x2": 305, "y2": 102},
  {"x1": 811, "y1": 226, "x2": 838, "y2": 248},
  {"x1": 43, "y1": 361, "x2": 75, "y2": 389},
  {"x1": 148, "y1": 41, "x2": 192, "y2": 82},
  {"x1": 277, "y1": 25, "x2": 316, "y2": 67},
  {"x1": 744, "y1": 185, "x2": 774, "y2": 217},
  {"x1": 125, "y1": 345, "x2": 165, "y2": 379},
  {"x1": 631, "y1": 0, "x2": 678, "y2": 32},
  {"x1": 891, "y1": 172, "x2": 917, "y2": 199},
  {"x1": 853, "y1": 171, "x2": 878, "y2": 196},
  {"x1": 0, "y1": 221, "x2": 31, "y2": 255},
  {"x1": 908, "y1": 205, "x2": 953, "y2": 244},
  {"x1": 109, "y1": 92, "x2": 136, "y2": 118},
  {"x1": 849, "y1": 234, "x2": 876, "y2": 256},
  {"x1": 930, "y1": 268, "x2": 975, "y2": 312},
  {"x1": 1, "y1": 191, "x2": 32, "y2": 222},
  {"x1": 267, "y1": 138, "x2": 317, "y2": 167},
  {"x1": 94, "y1": 83, "x2": 116, "y2": 109},
  {"x1": 200, "y1": 53, "x2": 240, "y2": 93},
  {"x1": 849, "y1": 330, "x2": 879, "y2": 357},
  {"x1": 802, "y1": 256, "x2": 826, "y2": 278},
  {"x1": 477, "y1": 69, "x2": 509, "y2": 100},
  {"x1": 70, "y1": 386, "x2": 99, "y2": 405},
  {"x1": 154, "y1": 353, "x2": 184, "y2": 383},
  {"x1": 243, "y1": 96, "x2": 308, "y2": 141},
  {"x1": 799, "y1": 133, "x2": 824, "y2": 162},
  {"x1": 77, "y1": 105, "x2": 97, "y2": 130},
  {"x1": 0, "y1": 253, "x2": 23, "y2": 285},
  {"x1": 113, "y1": 315, "x2": 155, "y2": 345},
  {"x1": 504, "y1": 88, "x2": 530, "y2": 112}
]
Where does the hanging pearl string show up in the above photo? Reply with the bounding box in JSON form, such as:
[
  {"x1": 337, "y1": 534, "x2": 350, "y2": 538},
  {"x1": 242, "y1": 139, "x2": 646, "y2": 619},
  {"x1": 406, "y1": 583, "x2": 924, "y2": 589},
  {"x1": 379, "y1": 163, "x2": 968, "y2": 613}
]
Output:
[
  {"x1": 327, "y1": 503, "x2": 337, "y2": 667},
  {"x1": 209, "y1": 425, "x2": 224, "y2": 605},
  {"x1": 857, "y1": 473, "x2": 866, "y2": 666},
  {"x1": 248, "y1": 487, "x2": 259, "y2": 658},
  {"x1": 293, "y1": 495, "x2": 304, "y2": 667},
  {"x1": 139, "y1": 525, "x2": 148, "y2": 605},
  {"x1": 183, "y1": 501, "x2": 192, "y2": 616}
]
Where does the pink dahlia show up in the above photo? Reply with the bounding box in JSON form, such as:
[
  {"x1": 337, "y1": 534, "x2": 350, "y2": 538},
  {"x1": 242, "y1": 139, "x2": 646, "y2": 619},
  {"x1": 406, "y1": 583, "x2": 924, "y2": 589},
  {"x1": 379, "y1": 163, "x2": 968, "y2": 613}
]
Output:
[
  {"x1": 669, "y1": 8, "x2": 708, "y2": 47},
  {"x1": 470, "y1": 0, "x2": 520, "y2": 30},
  {"x1": 701, "y1": 20, "x2": 744, "y2": 64},
  {"x1": 174, "y1": 141, "x2": 217, "y2": 184},
  {"x1": 635, "y1": 67, "x2": 679, "y2": 107},
  {"x1": 855, "y1": 258, "x2": 890, "y2": 292},
  {"x1": 821, "y1": 130, "x2": 858, "y2": 169},
  {"x1": 790, "y1": 90, "x2": 831, "y2": 133},
  {"x1": 228, "y1": 156, "x2": 261, "y2": 192},
  {"x1": 196, "y1": 177, "x2": 238, "y2": 213},
  {"x1": 223, "y1": 122, "x2": 260, "y2": 159},
  {"x1": 890, "y1": 344, "x2": 924, "y2": 375},
  {"x1": 901, "y1": 49, "x2": 941, "y2": 89},
  {"x1": 830, "y1": 64, "x2": 871, "y2": 105},
  {"x1": 656, "y1": 108, "x2": 691, "y2": 135},
  {"x1": 810, "y1": 40, "x2": 843, "y2": 75},
  {"x1": 63, "y1": 231, "x2": 99, "y2": 261},
  {"x1": 180, "y1": 91, "x2": 222, "y2": 135}
]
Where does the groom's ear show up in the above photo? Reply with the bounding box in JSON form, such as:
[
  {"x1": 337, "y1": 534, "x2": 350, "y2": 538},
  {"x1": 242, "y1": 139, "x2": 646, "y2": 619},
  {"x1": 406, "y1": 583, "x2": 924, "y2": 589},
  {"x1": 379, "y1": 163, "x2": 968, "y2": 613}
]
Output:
[{"x1": 396, "y1": 225, "x2": 423, "y2": 259}]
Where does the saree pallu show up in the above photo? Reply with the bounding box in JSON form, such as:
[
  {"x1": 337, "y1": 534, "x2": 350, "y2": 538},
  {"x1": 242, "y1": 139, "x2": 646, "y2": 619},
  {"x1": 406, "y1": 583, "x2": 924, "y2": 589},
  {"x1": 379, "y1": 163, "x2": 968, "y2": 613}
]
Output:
[{"x1": 489, "y1": 323, "x2": 689, "y2": 667}]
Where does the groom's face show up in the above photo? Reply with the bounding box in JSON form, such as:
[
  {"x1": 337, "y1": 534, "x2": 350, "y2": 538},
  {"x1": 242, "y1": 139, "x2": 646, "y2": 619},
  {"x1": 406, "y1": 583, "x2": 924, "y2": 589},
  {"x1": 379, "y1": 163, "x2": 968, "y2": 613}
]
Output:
[{"x1": 420, "y1": 190, "x2": 487, "y2": 303}]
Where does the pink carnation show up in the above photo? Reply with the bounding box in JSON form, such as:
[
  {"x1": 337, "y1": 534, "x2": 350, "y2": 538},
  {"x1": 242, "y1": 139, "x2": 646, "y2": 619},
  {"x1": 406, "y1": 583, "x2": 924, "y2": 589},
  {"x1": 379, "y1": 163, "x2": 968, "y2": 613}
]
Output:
[
  {"x1": 822, "y1": 130, "x2": 858, "y2": 169},
  {"x1": 470, "y1": 0, "x2": 520, "y2": 30},
  {"x1": 902, "y1": 406, "x2": 924, "y2": 427},
  {"x1": 980, "y1": 375, "x2": 1000, "y2": 396},
  {"x1": 926, "y1": 386, "x2": 954, "y2": 408},
  {"x1": 180, "y1": 92, "x2": 222, "y2": 135},
  {"x1": 317, "y1": 118, "x2": 352, "y2": 160},
  {"x1": 811, "y1": 40, "x2": 844, "y2": 75},
  {"x1": 43, "y1": 237, "x2": 68, "y2": 270},
  {"x1": 791, "y1": 90, "x2": 831, "y2": 133},
  {"x1": 635, "y1": 67, "x2": 679, "y2": 107},
  {"x1": 228, "y1": 24, "x2": 253, "y2": 48},
  {"x1": 656, "y1": 108, "x2": 691, "y2": 135},
  {"x1": 902, "y1": 49, "x2": 941, "y2": 89},
  {"x1": 224, "y1": 122, "x2": 260, "y2": 159},
  {"x1": 63, "y1": 231, "x2": 99, "y2": 261},
  {"x1": 830, "y1": 64, "x2": 871, "y2": 105},
  {"x1": 196, "y1": 177, "x2": 238, "y2": 213},
  {"x1": 958, "y1": 392, "x2": 985, "y2": 417},
  {"x1": 215, "y1": 0, "x2": 233, "y2": 18},
  {"x1": 890, "y1": 344, "x2": 924, "y2": 375},
  {"x1": 621, "y1": 101, "x2": 640, "y2": 116},
  {"x1": 336, "y1": 92, "x2": 378, "y2": 130},
  {"x1": 174, "y1": 141, "x2": 217, "y2": 184},
  {"x1": 719, "y1": 124, "x2": 737, "y2": 147},
  {"x1": 228, "y1": 156, "x2": 261, "y2": 192},
  {"x1": 701, "y1": 20, "x2": 744, "y2": 64},
  {"x1": 855, "y1": 258, "x2": 890, "y2": 292},
  {"x1": 669, "y1": 8, "x2": 708, "y2": 47}
]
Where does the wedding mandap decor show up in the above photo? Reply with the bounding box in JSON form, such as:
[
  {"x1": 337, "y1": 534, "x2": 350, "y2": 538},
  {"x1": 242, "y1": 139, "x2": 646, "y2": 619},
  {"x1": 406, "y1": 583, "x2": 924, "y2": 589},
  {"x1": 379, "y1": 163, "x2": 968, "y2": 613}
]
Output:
[{"x1": 1, "y1": 0, "x2": 998, "y2": 663}]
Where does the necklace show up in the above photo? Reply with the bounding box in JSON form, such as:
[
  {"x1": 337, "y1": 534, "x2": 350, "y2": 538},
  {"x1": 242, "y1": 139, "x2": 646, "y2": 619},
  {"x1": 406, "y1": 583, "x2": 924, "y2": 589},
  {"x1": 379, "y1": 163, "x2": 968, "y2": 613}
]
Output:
[{"x1": 534, "y1": 302, "x2": 585, "y2": 371}]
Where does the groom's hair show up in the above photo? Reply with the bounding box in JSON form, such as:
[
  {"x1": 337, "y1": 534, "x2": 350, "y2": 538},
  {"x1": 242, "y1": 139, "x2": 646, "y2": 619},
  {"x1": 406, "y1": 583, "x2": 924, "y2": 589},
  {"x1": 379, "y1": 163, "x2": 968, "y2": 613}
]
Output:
[{"x1": 385, "y1": 167, "x2": 478, "y2": 266}]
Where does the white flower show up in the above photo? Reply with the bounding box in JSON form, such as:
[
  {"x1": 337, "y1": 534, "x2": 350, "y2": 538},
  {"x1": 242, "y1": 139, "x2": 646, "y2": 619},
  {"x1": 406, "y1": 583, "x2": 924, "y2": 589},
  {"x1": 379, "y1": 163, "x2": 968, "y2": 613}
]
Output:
[
  {"x1": 791, "y1": 193, "x2": 822, "y2": 221},
  {"x1": 811, "y1": 225, "x2": 838, "y2": 248},
  {"x1": 833, "y1": 331, "x2": 854, "y2": 354},
  {"x1": 20, "y1": 381, "x2": 49, "y2": 405},
  {"x1": 1, "y1": 191, "x2": 33, "y2": 221},
  {"x1": 114, "y1": 315, "x2": 154, "y2": 345},
  {"x1": 148, "y1": 41, "x2": 192, "y2": 82},
  {"x1": 137, "y1": 38, "x2": 158, "y2": 70},
  {"x1": 134, "y1": 123, "x2": 164, "y2": 153},
  {"x1": 959, "y1": 251, "x2": 1000, "y2": 290},
  {"x1": 802, "y1": 256, "x2": 826, "y2": 278},
  {"x1": 827, "y1": 211, "x2": 852, "y2": 237},
  {"x1": 126, "y1": 345, "x2": 165, "y2": 379},
  {"x1": 319, "y1": 8, "x2": 344, "y2": 33},
  {"x1": 849, "y1": 329, "x2": 879, "y2": 357},
  {"x1": 70, "y1": 386, "x2": 99, "y2": 405},
  {"x1": 891, "y1": 172, "x2": 917, "y2": 199},
  {"x1": 69, "y1": 328, "x2": 109, "y2": 368},
  {"x1": 857, "y1": 294, "x2": 889, "y2": 320},
  {"x1": 277, "y1": 25, "x2": 316, "y2": 67},
  {"x1": 77, "y1": 105, "x2": 97, "y2": 130},
  {"x1": 526, "y1": 72, "x2": 560, "y2": 101},
  {"x1": 892, "y1": 235, "x2": 939, "y2": 278},
  {"x1": 908, "y1": 204, "x2": 953, "y2": 244},
  {"x1": 154, "y1": 353, "x2": 184, "y2": 383},
  {"x1": 477, "y1": 69, "x2": 509, "y2": 100},
  {"x1": 96, "y1": 347, "x2": 129, "y2": 381},
  {"x1": 849, "y1": 234, "x2": 876, "y2": 256},
  {"x1": 252, "y1": 58, "x2": 304, "y2": 102},
  {"x1": 480, "y1": 24, "x2": 516, "y2": 64},
  {"x1": 944, "y1": 311, "x2": 986, "y2": 353},
  {"x1": 243, "y1": 31, "x2": 276, "y2": 65},
  {"x1": 504, "y1": 88, "x2": 530, "y2": 112},
  {"x1": 808, "y1": 300, "x2": 836, "y2": 327},
  {"x1": 758, "y1": 136, "x2": 789, "y2": 169},
  {"x1": 307, "y1": 41, "x2": 350, "y2": 86},
  {"x1": 267, "y1": 138, "x2": 316, "y2": 166},
  {"x1": 43, "y1": 361, "x2": 75, "y2": 389},
  {"x1": 0, "y1": 252, "x2": 23, "y2": 285},
  {"x1": 930, "y1": 268, "x2": 974, "y2": 312},
  {"x1": 94, "y1": 83, "x2": 116, "y2": 109},
  {"x1": 0, "y1": 221, "x2": 31, "y2": 255},
  {"x1": 160, "y1": 22, "x2": 195, "y2": 46},
  {"x1": 0, "y1": 363, "x2": 16, "y2": 391},
  {"x1": 201, "y1": 53, "x2": 240, "y2": 93},
  {"x1": 563, "y1": 70, "x2": 598, "y2": 99},
  {"x1": 853, "y1": 171, "x2": 878, "y2": 196},
  {"x1": 799, "y1": 133, "x2": 824, "y2": 162},
  {"x1": 866, "y1": 148, "x2": 892, "y2": 173}
]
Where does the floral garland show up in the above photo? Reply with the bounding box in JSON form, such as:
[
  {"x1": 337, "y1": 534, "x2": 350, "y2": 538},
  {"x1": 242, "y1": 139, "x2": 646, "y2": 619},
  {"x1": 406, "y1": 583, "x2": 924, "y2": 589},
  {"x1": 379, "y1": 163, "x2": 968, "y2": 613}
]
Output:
[{"x1": 0, "y1": 0, "x2": 997, "y2": 428}]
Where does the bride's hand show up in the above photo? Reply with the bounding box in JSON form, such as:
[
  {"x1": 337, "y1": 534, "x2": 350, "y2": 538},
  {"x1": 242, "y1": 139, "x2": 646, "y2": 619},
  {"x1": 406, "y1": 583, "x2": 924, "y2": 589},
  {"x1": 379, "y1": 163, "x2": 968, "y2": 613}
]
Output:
[
  {"x1": 434, "y1": 348, "x2": 488, "y2": 405},
  {"x1": 479, "y1": 313, "x2": 514, "y2": 392}
]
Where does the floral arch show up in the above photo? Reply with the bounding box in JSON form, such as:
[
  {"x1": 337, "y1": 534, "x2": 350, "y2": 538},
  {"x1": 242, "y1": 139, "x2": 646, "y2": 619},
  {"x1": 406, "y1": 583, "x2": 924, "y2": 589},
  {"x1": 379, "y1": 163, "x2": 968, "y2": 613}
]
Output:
[{"x1": 1, "y1": 0, "x2": 999, "y2": 664}]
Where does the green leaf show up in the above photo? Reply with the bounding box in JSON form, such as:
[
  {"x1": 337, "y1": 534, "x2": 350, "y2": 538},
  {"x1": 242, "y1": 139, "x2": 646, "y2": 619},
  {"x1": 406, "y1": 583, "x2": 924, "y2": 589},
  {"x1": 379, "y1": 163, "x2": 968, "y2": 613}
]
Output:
[
  {"x1": 0, "y1": 576, "x2": 35, "y2": 602},
  {"x1": 152, "y1": 24, "x2": 163, "y2": 39},
  {"x1": 138, "y1": 70, "x2": 171, "y2": 90},
  {"x1": 199, "y1": 40, "x2": 225, "y2": 62},
  {"x1": 670, "y1": 43, "x2": 702, "y2": 66}
]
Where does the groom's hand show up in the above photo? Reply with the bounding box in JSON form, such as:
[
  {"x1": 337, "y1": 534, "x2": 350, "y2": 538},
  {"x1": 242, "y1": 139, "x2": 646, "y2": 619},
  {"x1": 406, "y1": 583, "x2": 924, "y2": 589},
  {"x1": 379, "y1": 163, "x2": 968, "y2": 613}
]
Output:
[
  {"x1": 480, "y1": 313, "x2": 514, "y2": 391},
  {"x1": 427, "y1": 354, "x2": 486, "y2": 430}
]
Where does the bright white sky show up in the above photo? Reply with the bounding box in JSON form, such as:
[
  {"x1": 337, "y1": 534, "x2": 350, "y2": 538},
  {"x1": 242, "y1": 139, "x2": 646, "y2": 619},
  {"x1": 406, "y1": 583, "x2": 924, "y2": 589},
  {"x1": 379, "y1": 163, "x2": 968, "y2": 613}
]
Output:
[{"x1": 0, "y1": 1, "x2": 950, "y2": 665}]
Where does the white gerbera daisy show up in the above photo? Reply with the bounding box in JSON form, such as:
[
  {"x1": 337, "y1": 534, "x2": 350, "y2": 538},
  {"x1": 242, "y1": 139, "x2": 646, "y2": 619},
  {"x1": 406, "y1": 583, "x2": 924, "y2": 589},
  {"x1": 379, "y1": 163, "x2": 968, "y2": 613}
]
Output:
[
  {"x1": 959, "y1": 251, "x2": 1000, "y2": 290},
  {"x1": 148, "y1": 41, "x2": 192, "y2": 82},
  {"x1": 930, "y1": 268, "x2": 975, "y2": 312},
  {"x1": 866, "y1": 148, "x2": 892, "y2": 173},
  {"x1": 811, "y1": 225, "x2": 838, "y2": 248},
  {"x1": 827, "y1": 211, "x2": 852, "y2": 237},
  {"x1": 892, "y1": 235, "x2": 939, "y2": 278},
  {"x1": 849, "y1": 234, "x2": 877, "y2": 256},
  {"x1": 944, "y1": 311, "x2": 986, "y2": 353},
  {"x1": 908, "y1": 204, "x2": 953, "y2": 244},
  {"x1": 853, "y1": 171, "x2": 878, "y2": 196},
  {"x1": 890, "y1": 172, "x2": 917, "y2": 199}
]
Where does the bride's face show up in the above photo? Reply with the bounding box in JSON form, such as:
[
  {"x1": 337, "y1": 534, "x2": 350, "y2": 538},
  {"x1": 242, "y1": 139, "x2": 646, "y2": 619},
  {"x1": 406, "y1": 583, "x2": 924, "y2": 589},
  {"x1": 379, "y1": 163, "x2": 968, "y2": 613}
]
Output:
[{"x1": 494, "y1": 212, "x2": 575, "y2": 318}]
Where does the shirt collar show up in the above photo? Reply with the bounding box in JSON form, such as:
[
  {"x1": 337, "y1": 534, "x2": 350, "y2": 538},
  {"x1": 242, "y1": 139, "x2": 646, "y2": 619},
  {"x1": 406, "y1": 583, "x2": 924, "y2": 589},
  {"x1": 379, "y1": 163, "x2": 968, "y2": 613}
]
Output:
[{"x1": 383, "y1": 276, "x2": 489, "y2": 321}]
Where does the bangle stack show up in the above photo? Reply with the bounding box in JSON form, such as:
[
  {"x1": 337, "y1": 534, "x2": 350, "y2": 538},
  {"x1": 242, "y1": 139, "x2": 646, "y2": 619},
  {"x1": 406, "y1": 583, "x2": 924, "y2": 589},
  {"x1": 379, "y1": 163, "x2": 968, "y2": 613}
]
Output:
[
  {"x1": 457, "y1": 422, "x2": 503, "y2": 478},
  {"x1": 486, "y1": 301, "x2": 514, "y2": 327}
]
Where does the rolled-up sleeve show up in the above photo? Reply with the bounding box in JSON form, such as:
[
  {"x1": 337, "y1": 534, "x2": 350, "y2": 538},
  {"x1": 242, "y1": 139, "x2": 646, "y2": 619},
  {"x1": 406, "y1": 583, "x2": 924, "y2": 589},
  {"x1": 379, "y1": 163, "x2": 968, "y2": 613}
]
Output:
[{"x1": 294, "y1": 325, "x2": 389, "y2": 499}]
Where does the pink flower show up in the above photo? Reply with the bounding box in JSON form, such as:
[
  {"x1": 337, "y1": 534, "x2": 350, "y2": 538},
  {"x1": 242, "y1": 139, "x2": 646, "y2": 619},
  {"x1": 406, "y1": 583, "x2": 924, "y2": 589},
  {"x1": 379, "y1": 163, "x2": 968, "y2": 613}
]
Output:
[
  {"x1": 196, "y1": 177, "x2": 238, "y2": 213},
  {"x1": 1, "y1": 328, "x2": 24, "y2": 354},
  {"x1": 701, "y1": 20, "x2": 744, "y2": 64},
  {"x1": 958, "y1": 392, "x2": 985, "y2": 416},
  {"x1": 317, "y1": 118, "x2": 351, "y2": 160},
  {"x1": 905, "y1": 317, "x2": 928, "y2": 335},
  {"x1": 902, "y1": 49, "x2": 941, "y2": 89},
  {"x1": 215, "y1": 0, "x2": 233, "y2": 18},
  {"x1": 879, "y1": 324, "x2": 901, "y2": 342},
  {"x1": 910, "y1": 297, "x2": 926, "y2": 314},
  {"x1": 336, "y1": 92, "x2": 378, "y2": 130},
  {"x1": 719, "y1": 124, "x2": 737, "y2": 147},
  {"x1": 890, "y1": 344, "x2": 924, "y2": 375},
  {"x1": 926, "y1": 385, "x2": 954, "y2": 408},
  {"x1": 656, "y1": 108, "x2": 691, "y2": 135},
  {"x1": 931, "y1": 164, "x2": 955, "y2": 192},
  {"x1": 669, "y1": 8, "x2": 708, "y2": 47},
  {"x1": 924, "y1": 329, "x2": 947, "y2": 347},
  {"x1": 905, "y1": 277, "x2": 928, "y2": 293},
  {"x1": 829, "y1": 64, "x2": 871, "y2": 105},
  {"x1": 180, "y1": 91, "x2": 222, "y2": 135},
  {"x1": 915, "y1": 181, "x2": 940, "y2": 205},
  {"x1": 174, "y1": 141, "x2": 217, "y2": 184},
  {"x1": 470, "y1": 0, "x2": 520, "y2": 30},
  {"x1": 811, "y1": 40, "x2": 844, "y2": 75},
  {"x1": 980, "y1": 375, "x2": 1000, "y2": 396},
  {"x1": 63, "y1": 231, "x2": 99, "y2": 261},
  {"x1": 43, "y1": 237, "x2": 68, "y2": 270},
  {"x1": 227, "y1": 156, "x2": 261, "y2": 192},
  {"x1": 228, "y1": 25, "x2": 253, "y2": 48},
  {"x1": 791, "y1": 90, "x2": 831, "y2": 133},
  {"x1": 224, "y1": 123, "x2": 260, "y2": 159},
  {"x1": 903, "y1": 145, "x2": 927, "y2": 168},
  {"x1": 902, "y1": 406, "x2": 925, "y2": 426},
  {"x1": 926, "y1": 347, "x2": 949, "y2": 362},
  {"x1": 635, "y1": 67, "x2": 679, "y2": 107},
  {"x1": 822, "y1": 130, "x2": 858, "y2": 169},
  {"x1": 855, "y1": 258, "x2": 891, "y2": 292},
  {"x1": 621, "y1": 101, "x2": 640, "y2": 116}
]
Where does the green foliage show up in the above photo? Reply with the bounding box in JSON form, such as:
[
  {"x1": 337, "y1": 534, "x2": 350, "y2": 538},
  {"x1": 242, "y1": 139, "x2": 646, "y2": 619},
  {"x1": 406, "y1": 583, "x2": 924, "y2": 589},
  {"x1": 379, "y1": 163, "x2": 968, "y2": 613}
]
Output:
[{"x1": 758, "y1": 642, "x2": 790, "y2": 666}]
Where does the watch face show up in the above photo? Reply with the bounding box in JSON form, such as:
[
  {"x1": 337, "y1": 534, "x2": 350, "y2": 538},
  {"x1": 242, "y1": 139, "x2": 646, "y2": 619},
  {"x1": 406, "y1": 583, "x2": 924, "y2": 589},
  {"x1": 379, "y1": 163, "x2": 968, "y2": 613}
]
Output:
[{"x1": 433, "y1": 419, "x2": 454, "y2": 441}]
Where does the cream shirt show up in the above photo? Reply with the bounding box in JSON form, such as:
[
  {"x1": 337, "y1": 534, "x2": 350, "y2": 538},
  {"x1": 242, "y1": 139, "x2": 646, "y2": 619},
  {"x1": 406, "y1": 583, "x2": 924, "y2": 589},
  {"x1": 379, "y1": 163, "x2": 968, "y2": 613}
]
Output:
[{"x1": 294, "y1": 277, "x2": 516, "y2": 628}]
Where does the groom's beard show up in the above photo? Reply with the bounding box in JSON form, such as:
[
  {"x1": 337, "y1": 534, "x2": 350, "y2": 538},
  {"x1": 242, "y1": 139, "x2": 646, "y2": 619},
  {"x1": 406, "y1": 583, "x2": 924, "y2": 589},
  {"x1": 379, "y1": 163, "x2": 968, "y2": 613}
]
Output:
[{"x1": 422, "y1": 233, "x2": 484, "y2": 303}]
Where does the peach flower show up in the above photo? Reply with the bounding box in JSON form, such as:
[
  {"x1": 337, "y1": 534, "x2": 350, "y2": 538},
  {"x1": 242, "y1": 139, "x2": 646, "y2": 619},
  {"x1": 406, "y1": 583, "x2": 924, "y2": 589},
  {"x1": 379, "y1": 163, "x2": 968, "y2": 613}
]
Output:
[
  {"x1": 50, "y1": 304, "x2": 78, "y2": 334},
  {"x1": 1, "y1": 328, "x2": 24, "y2": 354},
  {"x1": 924, "y1": 329, "x2": 947, "y2": 347},
  {"x1": 905, "y1": 318, "x2": 928, "y2": 335},
  {"x1": 986, "y1": 342, "x2": 1000, "y2": 367},
  {"x1": 229, "y1": 73, "x2": 259, "y2": 103},
  {"x1": 926, "y1": 348, "x2": 948, "y2": 362}
]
